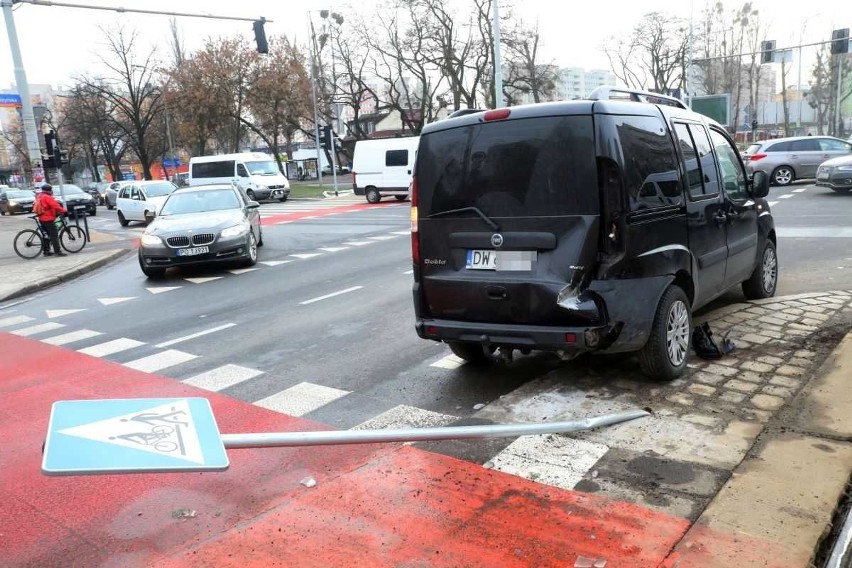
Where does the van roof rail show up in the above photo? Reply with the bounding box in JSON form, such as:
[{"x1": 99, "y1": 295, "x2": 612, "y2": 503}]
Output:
[
  {"x1": 448, "y1": 108, "x2": 482, "y2": 119},
  {"x1": 588, "y1": 86, "x2": 687, "y2": 110}
]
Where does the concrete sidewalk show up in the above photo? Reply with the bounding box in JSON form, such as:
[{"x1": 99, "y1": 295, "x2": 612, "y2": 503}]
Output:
[{"x1": 0, "y1": 214, "x2": 131, "y2": 303}]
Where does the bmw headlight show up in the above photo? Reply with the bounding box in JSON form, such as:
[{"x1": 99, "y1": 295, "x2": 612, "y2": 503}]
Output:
[
  {"x1": 220, "y1": 224, "x2": 249, "y2": 238},
  {"x1": 141, "y1": 234, "x2": 162, "y2": 246},
  {"x1": 8, "y1": 200, "x2": 18, "y2": 206},
  {"x1": 838, "y1": 166, "x2": 852, "y2": 171}
]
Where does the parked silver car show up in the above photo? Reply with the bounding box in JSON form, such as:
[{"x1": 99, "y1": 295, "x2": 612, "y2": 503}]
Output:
[{"x1": 743, "y1": 136, "x2": 852, "y2": 186}]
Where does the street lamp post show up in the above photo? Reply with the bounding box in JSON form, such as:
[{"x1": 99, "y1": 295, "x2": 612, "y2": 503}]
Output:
[
  {"x1": 2, "y1": 0, "x2": 44, "y2": 180},
  {"x1": 307, "y1": 11, "x2": 324, "y2": 187},
  {"x1": 491, "y1": 0, "x2": 504, "y2": 108}
]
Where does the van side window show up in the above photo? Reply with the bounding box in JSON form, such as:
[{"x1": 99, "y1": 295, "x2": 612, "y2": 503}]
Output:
[
  {"x1": 688, "y1": 124, "x2": 720, "y2": 197},
  {"x1": 386, "y1": 150, "x2": 408, "y2": 167},
  {"x1": 613, "y1": 116, "x2": 681, "y2": 211},
  {"x1": 709, "y1": 129, "x2": 748, "y2": 201},
  {"x1": 237, "y1": 163, "x2": 249, "y2": 177},
  {"x1": 192, "y1": 160, "x2": 236, "y2": 178},
  {"x1": 673, "y1": 123, "x2": 704, "y2": 198}
]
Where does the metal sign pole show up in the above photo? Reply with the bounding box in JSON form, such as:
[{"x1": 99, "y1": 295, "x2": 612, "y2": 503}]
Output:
[{"x1": 220, "y1": 410, "x2": 649, "y2": 449}]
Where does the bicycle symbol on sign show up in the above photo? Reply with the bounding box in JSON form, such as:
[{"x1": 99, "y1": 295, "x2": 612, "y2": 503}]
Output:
[{"x1": 109, "y1": 407, "x2": 189, "y2": 456}]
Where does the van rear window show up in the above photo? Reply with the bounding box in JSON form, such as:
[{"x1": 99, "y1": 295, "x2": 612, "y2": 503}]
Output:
[{"x1": 417, "y1": 116, "x2": 597, "y2": 217}]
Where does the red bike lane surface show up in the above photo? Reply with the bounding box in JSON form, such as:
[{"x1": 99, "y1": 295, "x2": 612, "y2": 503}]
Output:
[
  {"x1": 1, "y1": 333, "x2": 688, "y2": 567},
  {"x1": 259, "y1": 201, "x2": 400, "y2": 226}
]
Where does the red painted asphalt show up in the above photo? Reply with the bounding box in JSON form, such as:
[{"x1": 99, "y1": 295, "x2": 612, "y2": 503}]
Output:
[
  {"x1": 260, "y1": 201, "x2": 400, "y2": 226},
  {"x1": 2, "y1": 332, "x2": 692, "y2": 567}
]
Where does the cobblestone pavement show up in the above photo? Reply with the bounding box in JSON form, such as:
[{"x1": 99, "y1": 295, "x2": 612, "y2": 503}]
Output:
[{"x1": 459, "y1": 290, "x2": 852, "y2": 520}]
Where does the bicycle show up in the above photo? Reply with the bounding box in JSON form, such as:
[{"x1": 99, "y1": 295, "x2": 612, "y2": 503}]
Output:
[{"x1": 13, "y1": 214, "x2": 87, "y2": 259}]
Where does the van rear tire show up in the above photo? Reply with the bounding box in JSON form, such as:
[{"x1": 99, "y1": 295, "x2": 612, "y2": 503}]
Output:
[
  {"x1": 448, "y1": 342, "x2": 490, "y2": 365},
  {"x1": 638, "y1": 285, "x2": 691, "y2": 381},
  {"x1": 395, "y1": 195, "x2": 407, "y2": 201},
  {"x1": 742, "y1": 240, "x2": 777, "y2": 300},
  {"x1": 365, "y1": 187, "x2": 381, "y2": 203}
]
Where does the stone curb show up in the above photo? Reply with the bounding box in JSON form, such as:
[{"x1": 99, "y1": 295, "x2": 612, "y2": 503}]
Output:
[{"x1": 0, "y1": 248, "x2": 132, "y2": 303}]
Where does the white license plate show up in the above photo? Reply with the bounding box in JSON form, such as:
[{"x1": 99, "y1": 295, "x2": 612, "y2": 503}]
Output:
[
  {"x1": 466, "y1": 250, "x2": 536, "y2": 271},
  {"x1": 177, "y1": 246, "x2": 209, "y2": 257}
]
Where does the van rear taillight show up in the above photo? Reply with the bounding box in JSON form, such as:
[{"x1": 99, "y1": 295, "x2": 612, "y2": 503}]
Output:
[
  {"x1": 749, "y1": 153, "x2": 767, "y2": 161},
  {"x1": 352, "y1": 172, "x2": 357, "y2": 187},
  {"x1": 410, "y1": 177, "x2": 420, "y2": 264},
  {"x1": 483, "y1": 108, "x2": 511, "y2": 121}
]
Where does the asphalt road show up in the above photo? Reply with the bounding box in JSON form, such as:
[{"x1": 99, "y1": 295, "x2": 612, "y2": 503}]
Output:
[{"x1": 2, "y1": 187, "x2": 851, "y2": 522}]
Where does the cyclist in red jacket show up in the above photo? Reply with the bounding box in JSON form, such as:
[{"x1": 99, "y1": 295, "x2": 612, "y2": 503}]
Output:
[{"x1": 35, "y1": 184, "x2": 67, "y2": 256}]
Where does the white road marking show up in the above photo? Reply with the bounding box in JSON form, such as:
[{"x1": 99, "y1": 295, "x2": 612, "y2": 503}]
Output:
[
  {"x1": 403, "y1": 269, "x2": 414, "y2": 275},
  {"x1": 290, "y1": 253, "x2": 322, "y2": 259},
  {"x1": 792, "y1": 188, "x2": 808, "y2": 193},
  {"x1": 156, "y1": 323, "x2": 237, "y2": 348},
  {"x1": 0, "y1": 315, "x2": 35, "y2": 328},
  {"x1": 319, "y1": 247, "x2": 349, "y2": 252},
  {"x1": 228, "y1": 268, "x2": 260, "y2": 275},
  {"x1": 430, "y1": 355, "x2": 465, "y2": 369},
  {"x1": 353, "y1": 405, "x2": 457, "y2": 430},
  {"x1": 124, "y1": 349, "x2": 198, "y2": 373},
  {"x1": 260, "y1": 260, "x2": 293, "y2": 266},
  {"x1": 778, "y1": 194, "x2": 793, "y2": 199},
  {"x1": 184, "y1": 277, "x2": 223, "y2": 284},
  {"x1": 255, "y1": 382, "x2": 350, "y2": 416},
  {"x1": 98, "y1": 297, "x2": 136, "y2": 306},
  {"x1": 300, "y1": 286, "x2": 363, "y2": 305},
  {"x1": 767, "y1": 200, "x2": 779, "y2": 207},
  {"x1": 146, "y1": 286, "x2": 182, "y2": 294},
  {"x1": 390, "y1": 231, "x2": 410, "y2": 235},
  {"x1": 42, "y1": 329, "x2": 102, "y2": 346},
  {"x1": 78, "y1": 338, "x2": 145, "y2": 357},
  {"x1": 276, "y1": 220, "x2": 292, "y2": 225},
  {"x1": 342, "y1": 241, "x2": 372, "y2": 246},
  {"x1": 368, "y1": 235, "x2": 398, "y2": 241},
  {"x1": 45, "y1": 309, "x2": 86, "y2": 318},
  {"x1": 487, "y1": 436, "x2": 610, "y2": 491},
  {"x1": 183, "y1": 364, "x2": 264, "y2": 391},
  {"x1": 10, "y1": 322, "x2": 65, "y2": 337},
  {"x1": 777, "y1": 227, "x2": 852, "y2": 238}
]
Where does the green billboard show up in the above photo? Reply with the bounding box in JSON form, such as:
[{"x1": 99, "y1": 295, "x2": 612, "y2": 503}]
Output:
[{"x1": 690, "y1": 94, "x2": 731, "y2": 127}]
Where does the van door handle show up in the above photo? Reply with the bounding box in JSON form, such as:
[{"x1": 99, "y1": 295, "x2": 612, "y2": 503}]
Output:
[
  {"x1": 407, "y1": 170, "x2": 411, "y2": 175},
  {"x1": 713, "y1": 211, "x2": 728, "y2": 226}
]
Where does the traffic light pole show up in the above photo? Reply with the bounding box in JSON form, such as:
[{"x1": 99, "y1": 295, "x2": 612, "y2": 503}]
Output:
[{"x1": 1, "y1": 0, "x2": 44, "y2": 175}]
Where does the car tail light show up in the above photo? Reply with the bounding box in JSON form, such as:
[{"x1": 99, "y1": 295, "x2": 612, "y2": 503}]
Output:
[
  {"x1": 749, "y1": 153, "x2": 767, "y2": 161},
  {"x1": 483, "y1": 108, "x2": 511, "y2": 121},
  {"x1": 352, "y1": 172, "x2": 357, "y2": 186},
  {"x1": 410, "y1": 177, "x2": 420, "y2": 265}
]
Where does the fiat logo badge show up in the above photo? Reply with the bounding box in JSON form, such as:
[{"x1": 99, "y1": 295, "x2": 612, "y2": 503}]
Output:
[{"x1": 491, "y1": 233, "x2": 504, "y2": 248}]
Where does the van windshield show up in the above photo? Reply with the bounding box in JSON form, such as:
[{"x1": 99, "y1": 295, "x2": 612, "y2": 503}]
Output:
[
  {"x1": 416, "y1": 116, "x2": 598, "y2": 217},
  {"x1": 245, "y1": 161, "x2": 280, "y2": 176}
]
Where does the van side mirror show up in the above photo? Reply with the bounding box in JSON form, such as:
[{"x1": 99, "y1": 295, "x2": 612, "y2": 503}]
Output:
[
  {"x1": 247, "y1": 200, "x2": 260, "y2": 209},
  {"x1": 750, "y1": 170, "x2": 770, "y2": 198}
]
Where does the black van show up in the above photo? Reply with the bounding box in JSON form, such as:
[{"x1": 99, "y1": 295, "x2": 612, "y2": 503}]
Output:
[{"x1": 411, "y1": 87, "x2": 776, "y2": 380}]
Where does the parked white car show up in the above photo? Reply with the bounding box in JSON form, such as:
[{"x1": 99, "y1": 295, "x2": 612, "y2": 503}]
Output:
[{"x1": 116, "y1": 180, "x2": 179, "y2": 226}]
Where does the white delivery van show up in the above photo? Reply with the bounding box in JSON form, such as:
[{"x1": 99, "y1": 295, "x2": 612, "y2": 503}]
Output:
[
  {"x1": 188, "y1": 152, "x2": 290, "y2": 202},
  {"x1": 351, "y1": 137, "x2": 419, "y2": 203}
]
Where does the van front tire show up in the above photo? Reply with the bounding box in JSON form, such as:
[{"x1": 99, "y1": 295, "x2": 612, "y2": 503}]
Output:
[
  {"x1": 742, "y1": 240, "x2": 777, "y2": 300},
  {"x1": 448, "y1": 342, "x2": 490, "y2": 365},
  {"x1": 639, "y1": 285, "x2": 691, "y2": 381},
  {"x1": 365, "y1": 187, "x2": 381, "y2": 204}
]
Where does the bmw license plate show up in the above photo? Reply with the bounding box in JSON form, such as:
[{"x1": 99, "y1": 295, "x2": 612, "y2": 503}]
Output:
[
  {"x1": 177, "y1": 246, "x2": 209, "y2": 257},
  {"x1": 466, "y1": 250, "x2": 536, "y2": 271}
]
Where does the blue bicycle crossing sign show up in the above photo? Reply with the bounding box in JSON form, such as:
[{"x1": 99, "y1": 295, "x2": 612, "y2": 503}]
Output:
[{"x1": 42, "y1": 398, "x2": 229, "y2": 475}]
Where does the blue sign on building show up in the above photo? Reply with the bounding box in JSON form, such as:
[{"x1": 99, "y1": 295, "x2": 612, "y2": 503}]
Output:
[
  {"x1": 42, "y1": 398, "x2": 229, "y2": 475},
  {"x1": 122, "y1": 172, "x2": 136, "y2": 180},
  {"x1": 0, "y1": 93, "x2": 23, "y2": 107}
]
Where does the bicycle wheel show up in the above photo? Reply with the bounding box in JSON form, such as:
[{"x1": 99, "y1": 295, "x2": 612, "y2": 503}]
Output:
[
  {"x1": 13, "y1": 229, "x2": 44, "y2": 259},
  {"x1": 60, "y1": 225, "x2": 87, "y2": 253}
]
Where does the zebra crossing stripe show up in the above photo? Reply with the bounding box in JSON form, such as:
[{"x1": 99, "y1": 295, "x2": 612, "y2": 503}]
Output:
[{"x1": 183, "y1": 364, "x2": 264, "y2": 391}]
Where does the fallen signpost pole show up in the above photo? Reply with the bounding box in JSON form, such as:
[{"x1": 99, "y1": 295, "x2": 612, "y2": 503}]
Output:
[{"x1": 219, "y1": 409, "x2": 650, "y2": 449}]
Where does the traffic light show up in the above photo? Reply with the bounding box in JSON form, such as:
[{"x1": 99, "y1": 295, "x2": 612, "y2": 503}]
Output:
[
  {"x1": 253, "y1": 18, "x2": 268, "y2": 54},
  {"x1": 831, "y1": 29, "x2": 849, "y2": 55},
  {"x1": 44, "y1": 130, "x2": 56, "y2": 157},
  {"x1": 321, "y1": 125, "x2": 332, "y2": 150},
  {"x1": 760, "y1": 40, "x2": 776, "y2": 64}
]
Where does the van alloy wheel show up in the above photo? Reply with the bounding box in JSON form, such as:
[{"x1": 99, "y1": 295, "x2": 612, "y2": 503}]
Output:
[
  {"x1": 742, "y1": 240, "x2": 777, "y2": 300},
  {"x1": 639, "y1": 285, "x2": 691, "y2": 380},
  {"x1": 666, "y1": 300, "x2": 690, "y2": 367},
  {"x1": 761, "y1": 245, "x2": 777, "y2": 295}
]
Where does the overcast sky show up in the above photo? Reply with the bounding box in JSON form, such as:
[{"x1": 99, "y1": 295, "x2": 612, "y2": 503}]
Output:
[{"x1": 1, "y1": 0, "x2": 848, "y2": 89}]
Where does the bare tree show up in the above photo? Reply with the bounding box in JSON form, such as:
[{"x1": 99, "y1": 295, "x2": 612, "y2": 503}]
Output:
[
  {"x1": 503, "y1": 23, "x2": 558, "y2": 105},
  {"x1": 77, "y1": 27, "x2": 165, "y2": 179},
  {"x1": 62, "y1": 83, "x2": 130, "y2": 181},
  {"x1": 604, "y1": 12, "x2": 688, "y2": 94}
]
